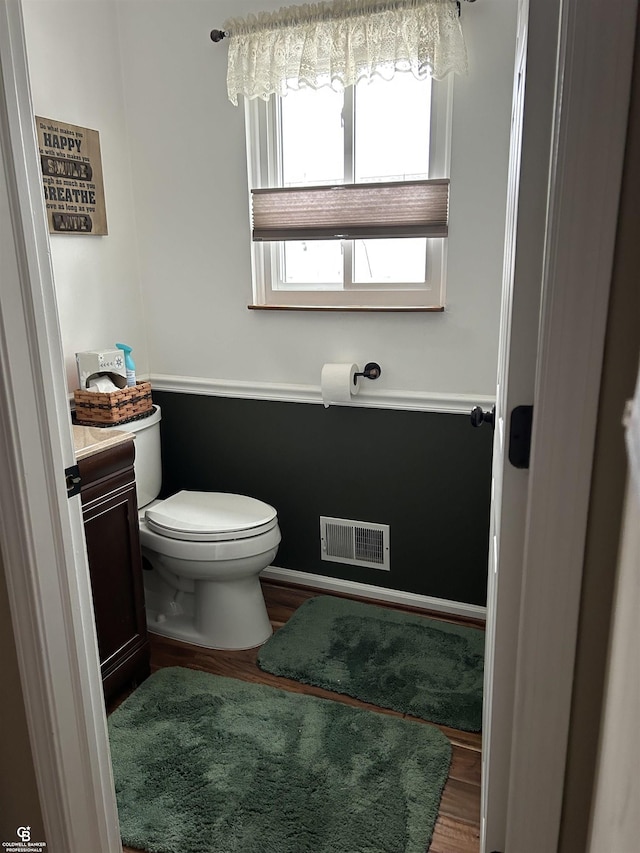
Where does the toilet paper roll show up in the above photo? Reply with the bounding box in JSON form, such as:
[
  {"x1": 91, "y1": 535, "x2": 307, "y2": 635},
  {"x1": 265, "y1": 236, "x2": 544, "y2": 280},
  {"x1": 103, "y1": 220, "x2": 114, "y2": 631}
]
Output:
[
  {"x1": 87, "y1": 375, "x2": 120, "y2": 393},
  {"x1": 321, "y1": 363, "x2": 360, "y2": 408}
]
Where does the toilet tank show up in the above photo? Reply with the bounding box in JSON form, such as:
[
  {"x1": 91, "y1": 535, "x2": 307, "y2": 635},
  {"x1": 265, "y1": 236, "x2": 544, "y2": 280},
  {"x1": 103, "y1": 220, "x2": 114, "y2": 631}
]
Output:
[{"x1": 102, "y1": 405, "x2": 162, "y2": 508}]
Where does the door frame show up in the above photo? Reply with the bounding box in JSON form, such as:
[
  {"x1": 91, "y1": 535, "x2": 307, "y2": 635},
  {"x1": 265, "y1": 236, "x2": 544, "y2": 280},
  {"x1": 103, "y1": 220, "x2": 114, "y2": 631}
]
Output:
[
  {"x1": 0, "y1": 1, "x2": 636, "y2": 851},
  {"x1": 503, "y1": 1, "x2": 637, "y2": 848},
  {"x1": 0, "y1": 2, "x2": 121, "y2": 850},
  {"x1": 482, "y1": 0, "x2": 638, "y2": 850}
]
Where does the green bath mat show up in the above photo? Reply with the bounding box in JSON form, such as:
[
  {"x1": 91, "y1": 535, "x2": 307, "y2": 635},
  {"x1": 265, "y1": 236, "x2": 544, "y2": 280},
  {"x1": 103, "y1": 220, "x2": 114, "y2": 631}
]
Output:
[
  {"x1": 108, "y1": 667, "x2": 451, "y2": 853},
  {"x1": 257, "y1": 596, "x2": 484, "y2": 732}
]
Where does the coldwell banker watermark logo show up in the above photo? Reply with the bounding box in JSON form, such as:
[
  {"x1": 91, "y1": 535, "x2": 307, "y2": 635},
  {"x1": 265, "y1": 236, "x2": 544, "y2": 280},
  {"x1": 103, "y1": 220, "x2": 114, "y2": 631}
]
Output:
[{"x1": 1, "y1": 826, "x2": 47, "y2": 852}]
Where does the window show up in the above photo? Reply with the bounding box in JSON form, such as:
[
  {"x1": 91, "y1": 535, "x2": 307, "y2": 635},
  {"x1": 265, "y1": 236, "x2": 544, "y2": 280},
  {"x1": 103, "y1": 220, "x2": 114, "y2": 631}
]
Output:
[{"x1": 245, "y1": 72, "x2": 453, "y2": 310}]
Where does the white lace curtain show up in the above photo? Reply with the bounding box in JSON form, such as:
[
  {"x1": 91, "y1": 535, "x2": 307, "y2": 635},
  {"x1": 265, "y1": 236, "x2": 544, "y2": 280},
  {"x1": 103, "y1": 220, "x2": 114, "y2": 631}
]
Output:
[{"x1": 224, "y1": 0, "x2": 469, "y2": 105}]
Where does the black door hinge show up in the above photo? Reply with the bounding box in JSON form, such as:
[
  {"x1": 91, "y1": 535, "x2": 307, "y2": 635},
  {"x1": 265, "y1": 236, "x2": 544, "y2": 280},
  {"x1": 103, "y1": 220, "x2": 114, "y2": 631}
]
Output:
[
  {"x1": 508, "y1": 405, "x2": 533, "y2": 469},
  {"x1": 65, "y1": 464, "x2": 81, "y2": 498}
]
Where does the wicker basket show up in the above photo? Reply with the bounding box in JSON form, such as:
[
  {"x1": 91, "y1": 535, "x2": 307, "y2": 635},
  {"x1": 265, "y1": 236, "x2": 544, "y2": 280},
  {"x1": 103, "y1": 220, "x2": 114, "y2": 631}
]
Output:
[{"x1": 74, "y1": 381, "x2": 153, "y2": 426}]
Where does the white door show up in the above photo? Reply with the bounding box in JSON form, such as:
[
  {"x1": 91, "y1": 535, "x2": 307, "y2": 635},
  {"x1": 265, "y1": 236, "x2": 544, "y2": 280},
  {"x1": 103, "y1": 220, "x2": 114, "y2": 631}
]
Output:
[
  {"x1": 480, "y1": 1, "x2": 556, "y2": 848},
  {"x1": 481, "y1": 0, "x2": 638, "y2": 851}
]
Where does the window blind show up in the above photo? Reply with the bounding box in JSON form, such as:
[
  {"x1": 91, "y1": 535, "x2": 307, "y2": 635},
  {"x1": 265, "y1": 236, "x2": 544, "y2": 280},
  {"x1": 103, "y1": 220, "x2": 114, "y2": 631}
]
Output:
[{"x1": 251, "y1": 179, "x2": 449, "y2": 241}]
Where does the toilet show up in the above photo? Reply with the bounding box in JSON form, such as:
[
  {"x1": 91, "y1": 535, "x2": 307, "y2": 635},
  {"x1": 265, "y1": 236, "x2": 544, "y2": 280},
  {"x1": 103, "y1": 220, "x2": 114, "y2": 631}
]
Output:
[{"x1": 104, "y1": 406, "x2": 280, "y2": 650}]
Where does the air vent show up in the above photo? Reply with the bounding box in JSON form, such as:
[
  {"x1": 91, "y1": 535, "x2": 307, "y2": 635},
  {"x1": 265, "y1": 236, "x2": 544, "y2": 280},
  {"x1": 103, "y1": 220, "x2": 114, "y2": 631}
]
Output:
[{"x1": 320, "y1": 516, "x2": 390, "y2": 571}]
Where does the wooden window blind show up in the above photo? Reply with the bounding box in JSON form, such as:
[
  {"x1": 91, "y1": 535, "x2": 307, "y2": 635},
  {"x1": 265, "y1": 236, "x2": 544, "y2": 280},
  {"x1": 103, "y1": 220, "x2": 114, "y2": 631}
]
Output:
[{"x1": 251, "y1": 179, "x2": 449, "y2": 241}]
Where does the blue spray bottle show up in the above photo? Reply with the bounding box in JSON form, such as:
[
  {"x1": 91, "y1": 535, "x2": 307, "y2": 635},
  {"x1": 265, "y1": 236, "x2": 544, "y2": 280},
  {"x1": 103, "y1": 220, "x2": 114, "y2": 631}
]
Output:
[{"x1": 115, "y1": 343, "x2": 136, "y2": 387}]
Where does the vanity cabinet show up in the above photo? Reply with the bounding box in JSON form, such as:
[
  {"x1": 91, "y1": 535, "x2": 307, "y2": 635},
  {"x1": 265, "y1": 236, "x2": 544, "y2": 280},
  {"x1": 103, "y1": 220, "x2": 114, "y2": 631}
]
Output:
[{"x1": 78, "y1": 437, "x2": 150, "y2": 703}]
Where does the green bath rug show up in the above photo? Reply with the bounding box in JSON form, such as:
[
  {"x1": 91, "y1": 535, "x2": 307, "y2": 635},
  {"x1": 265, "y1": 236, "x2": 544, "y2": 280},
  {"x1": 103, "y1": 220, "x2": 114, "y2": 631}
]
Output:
[
  {"x1": 108, "y1": 666, "x2": 451, "y2": 853},
  {"x1": 257, "y1": 595, "x2": 485, "y2": 732}
]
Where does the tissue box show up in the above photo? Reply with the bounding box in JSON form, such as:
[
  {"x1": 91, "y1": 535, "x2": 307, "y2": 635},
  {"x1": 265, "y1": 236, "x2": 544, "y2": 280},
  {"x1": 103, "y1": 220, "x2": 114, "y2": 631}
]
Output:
[
  {"x1": 74, "y1": 381, "x2": 153, "y2": 426},
  {"x1": 76, "y1": 349, "x2": 127, "y2": 390}
]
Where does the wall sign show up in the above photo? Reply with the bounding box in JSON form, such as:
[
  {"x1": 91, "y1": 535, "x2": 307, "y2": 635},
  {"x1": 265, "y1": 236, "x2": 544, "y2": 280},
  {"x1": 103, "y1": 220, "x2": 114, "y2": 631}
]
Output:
[{"x1": 35, "y1": 116, "x2": 108, "y2": 235}]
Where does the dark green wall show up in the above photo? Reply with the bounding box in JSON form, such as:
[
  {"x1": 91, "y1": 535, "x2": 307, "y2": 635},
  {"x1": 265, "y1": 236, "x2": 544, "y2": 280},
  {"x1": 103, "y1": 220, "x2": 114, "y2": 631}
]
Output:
[{"x1": 153, "y1": 391, "x2": 492, "y2": 606}]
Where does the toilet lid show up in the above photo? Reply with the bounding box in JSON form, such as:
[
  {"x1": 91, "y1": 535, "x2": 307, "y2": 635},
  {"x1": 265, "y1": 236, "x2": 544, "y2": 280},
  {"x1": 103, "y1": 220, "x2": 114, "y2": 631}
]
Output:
[{"x1": 145, "y1": 491, "x2": 278, "y2": 542}]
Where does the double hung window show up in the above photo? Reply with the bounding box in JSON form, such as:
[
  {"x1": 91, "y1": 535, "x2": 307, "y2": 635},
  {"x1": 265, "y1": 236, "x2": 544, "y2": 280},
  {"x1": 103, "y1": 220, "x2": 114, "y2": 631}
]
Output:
[{"x1": 245, "y1": 71, "x2": 453, "y2": 310}]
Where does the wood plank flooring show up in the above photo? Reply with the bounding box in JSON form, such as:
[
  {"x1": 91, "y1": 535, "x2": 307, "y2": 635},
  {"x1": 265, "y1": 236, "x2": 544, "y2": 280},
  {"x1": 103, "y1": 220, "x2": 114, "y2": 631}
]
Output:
[{"x1": 114, "y1": 581, "x2": 482, "y2": 853}]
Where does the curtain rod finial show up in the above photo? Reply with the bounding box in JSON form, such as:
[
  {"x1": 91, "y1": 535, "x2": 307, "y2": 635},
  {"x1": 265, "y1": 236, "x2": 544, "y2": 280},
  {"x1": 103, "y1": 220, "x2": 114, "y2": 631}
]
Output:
[{"x1": 210, "y1": 29, "x2": 228, "y2": 43}]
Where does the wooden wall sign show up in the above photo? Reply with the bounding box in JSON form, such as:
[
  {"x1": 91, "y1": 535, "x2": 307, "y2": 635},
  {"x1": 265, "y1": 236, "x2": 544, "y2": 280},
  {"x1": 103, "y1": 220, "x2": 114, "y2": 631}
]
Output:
[{"x1": 35, "y1": 116, "x2": 108, "y2": 235}]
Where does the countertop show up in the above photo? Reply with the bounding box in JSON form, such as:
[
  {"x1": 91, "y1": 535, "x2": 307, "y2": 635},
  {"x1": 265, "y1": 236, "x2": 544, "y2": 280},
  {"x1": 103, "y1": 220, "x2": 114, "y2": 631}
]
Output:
[{"x1": 73, "y1": 424, "x2": 134, "y2": 461}]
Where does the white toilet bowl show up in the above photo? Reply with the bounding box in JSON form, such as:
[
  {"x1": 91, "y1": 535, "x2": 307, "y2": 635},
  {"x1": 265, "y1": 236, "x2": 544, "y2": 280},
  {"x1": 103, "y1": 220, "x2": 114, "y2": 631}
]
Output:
[{"x1": 139, "y1": 490, "x2": 281, "y2": 650}]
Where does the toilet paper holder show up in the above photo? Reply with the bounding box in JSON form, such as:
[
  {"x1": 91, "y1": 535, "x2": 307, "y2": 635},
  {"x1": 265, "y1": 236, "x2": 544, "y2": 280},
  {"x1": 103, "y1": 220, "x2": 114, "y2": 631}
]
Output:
[{"x1": 354, "y1": 362, "x2": 382, "y2": 385}]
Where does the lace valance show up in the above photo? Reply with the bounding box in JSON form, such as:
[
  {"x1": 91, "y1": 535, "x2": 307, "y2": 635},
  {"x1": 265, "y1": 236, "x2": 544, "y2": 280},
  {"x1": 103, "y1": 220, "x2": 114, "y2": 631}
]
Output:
[{"x1": 223, "y1": 0, "x2": 469, "y2": 105}]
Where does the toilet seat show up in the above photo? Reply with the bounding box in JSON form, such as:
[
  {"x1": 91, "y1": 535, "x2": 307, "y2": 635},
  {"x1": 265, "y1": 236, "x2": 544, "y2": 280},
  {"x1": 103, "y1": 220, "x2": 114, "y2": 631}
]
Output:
[{"x1": 145, "y1": 490, "x2": 278, "y2": 542}]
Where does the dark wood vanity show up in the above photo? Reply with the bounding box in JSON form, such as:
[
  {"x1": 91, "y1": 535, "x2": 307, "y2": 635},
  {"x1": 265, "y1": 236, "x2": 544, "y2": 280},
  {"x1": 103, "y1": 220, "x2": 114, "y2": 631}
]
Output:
[{"x1": 75, "y1": 428, "x2": 150, "y2": 703}]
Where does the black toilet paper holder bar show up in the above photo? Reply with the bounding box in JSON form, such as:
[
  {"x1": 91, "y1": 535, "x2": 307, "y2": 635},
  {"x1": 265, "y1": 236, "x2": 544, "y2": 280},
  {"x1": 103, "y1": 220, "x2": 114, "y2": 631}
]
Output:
[{"x1": 353, "y1": 362, "x2": 382, "y2": 384}]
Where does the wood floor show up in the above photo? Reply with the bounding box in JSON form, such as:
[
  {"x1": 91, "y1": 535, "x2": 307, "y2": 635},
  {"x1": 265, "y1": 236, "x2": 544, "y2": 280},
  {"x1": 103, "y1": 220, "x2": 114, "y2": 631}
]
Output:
[{"x1": 114, "y1": 580, "x2": 482, "y2": 853}]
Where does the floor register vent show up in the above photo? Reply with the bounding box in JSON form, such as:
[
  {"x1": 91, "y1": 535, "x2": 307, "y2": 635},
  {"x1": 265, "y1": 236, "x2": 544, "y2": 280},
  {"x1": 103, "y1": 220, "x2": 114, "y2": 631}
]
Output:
[{"x1": 320, "y1": 516, "x2": 390, "y2": 571}]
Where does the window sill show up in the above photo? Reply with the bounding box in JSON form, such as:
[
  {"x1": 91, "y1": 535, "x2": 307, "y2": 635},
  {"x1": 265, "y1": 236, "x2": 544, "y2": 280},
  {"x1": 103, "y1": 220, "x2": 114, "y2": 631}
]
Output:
[{"x1": 247, "y1": 304, "x2": 445, "y2": 312}]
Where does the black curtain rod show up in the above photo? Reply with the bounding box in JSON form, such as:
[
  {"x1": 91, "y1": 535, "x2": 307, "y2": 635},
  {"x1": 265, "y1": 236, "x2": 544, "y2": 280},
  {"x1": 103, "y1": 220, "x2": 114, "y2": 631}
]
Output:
[{"x1": 210, "y1": 0, "x2": 476, "y2": 42}]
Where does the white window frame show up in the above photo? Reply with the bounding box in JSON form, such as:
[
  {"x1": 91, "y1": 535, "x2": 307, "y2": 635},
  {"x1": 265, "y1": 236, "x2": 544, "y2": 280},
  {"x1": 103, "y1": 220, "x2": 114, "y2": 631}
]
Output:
[{"x1": 244, "y1": 76, "x2": 453, "y2": 310}]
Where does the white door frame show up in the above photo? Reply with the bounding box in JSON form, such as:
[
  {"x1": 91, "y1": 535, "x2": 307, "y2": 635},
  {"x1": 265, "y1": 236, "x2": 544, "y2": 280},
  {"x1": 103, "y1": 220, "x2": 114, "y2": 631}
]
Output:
[
  {"x1": 504, "y1": 1, "x2": 637, "y2": 849},
  {"x1": 482, "y1": 0, "x2": 637, "y2": 849},
  {"x1": 0, "y1": 2, "x2": 120, "y2": 850},
  {"x1": 0, "y1": 1, "x2": 636, "y2": 851}
]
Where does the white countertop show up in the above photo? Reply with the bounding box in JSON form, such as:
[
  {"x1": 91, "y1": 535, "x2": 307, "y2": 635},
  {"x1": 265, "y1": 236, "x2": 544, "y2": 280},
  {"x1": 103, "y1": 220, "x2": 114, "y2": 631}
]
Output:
[{"x1": 73, "y1": 424, "x2": 134, "y2": 461}]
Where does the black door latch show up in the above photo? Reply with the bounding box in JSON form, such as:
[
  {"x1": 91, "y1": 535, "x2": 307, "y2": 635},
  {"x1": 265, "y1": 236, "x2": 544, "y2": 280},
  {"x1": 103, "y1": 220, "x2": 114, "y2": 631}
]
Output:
[
  {"x1": 508, "y1": 405, "x2": 533, "y2": 469},
  {"x1": 65, "y1": 464, "x2": 81, "y2": 498}
]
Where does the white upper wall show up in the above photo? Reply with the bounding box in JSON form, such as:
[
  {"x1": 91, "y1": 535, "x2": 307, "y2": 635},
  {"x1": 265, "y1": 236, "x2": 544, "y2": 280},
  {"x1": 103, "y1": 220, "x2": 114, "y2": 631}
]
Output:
[
  {"x1": 22, "y1": 0, "x2": 517, "y2": 399},
  {"x1": 22, "y1": 0, "x2": 149, "y2": 391},
  {"x1": 116, "y1": 0, "x2": 517, "y2": 397}
]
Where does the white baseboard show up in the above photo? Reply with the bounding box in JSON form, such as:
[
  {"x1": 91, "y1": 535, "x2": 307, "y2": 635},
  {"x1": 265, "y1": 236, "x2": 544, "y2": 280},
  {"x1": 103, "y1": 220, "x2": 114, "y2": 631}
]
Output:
[
  {"x1": 261, "y1": 565, "x2": 486, "y2": 621},
  {"x1": 149, "y1": 373, "x2": 495, "y2": 415}
]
